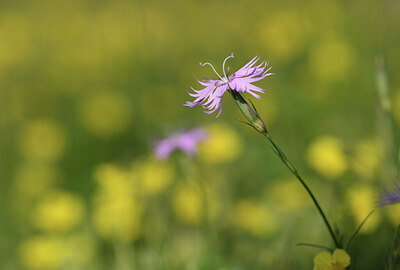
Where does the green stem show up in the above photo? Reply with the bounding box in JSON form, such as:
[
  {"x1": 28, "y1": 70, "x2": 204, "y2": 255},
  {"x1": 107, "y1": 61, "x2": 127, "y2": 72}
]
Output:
[
  {"x1": 263, "y1": 133, "x2": 341, "y2": 248},
  {"x1": 228, "y1": 91, "x2": 340, "y2": 248}
]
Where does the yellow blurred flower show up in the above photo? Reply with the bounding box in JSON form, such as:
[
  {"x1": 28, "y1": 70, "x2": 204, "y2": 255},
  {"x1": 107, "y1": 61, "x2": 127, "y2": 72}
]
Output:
[
  {"x1": 132, "y1": 158, "x2": 174, "y2": 196},
  {"x1": 20, "y1": 236, "x2": 64, "y2": 270},
  {"x1": 33, "y1": 190, "x2": 85, "y2": 233},
  {"x1": 267, "y1": 178, "x2": 309, "y2": 212},
  {"x1": 347, "y1": 185, "x2": 380, "y2": 233},
  {"x1": 93, "y1": 195, "x2": 142, "y2": 242},
  {"x1": 92, "y1": 163, "x2": 141, "y2": 242},
  {"x1": 307, "y1": 136, "x2": 347, "y2": 179},
  {"x1": 351, "y1": 139, "x2": 382, "y2": 179},
  {"x1": 393, "y1": 90, "x2": 400, "y2": 124},
  {"x1": 171, "y1": 182, "x2": 204, "y2": 225},
  {"x1": 14, "y1": 163, "x2": 59, "y2": 197},
  {"x1": 94, "y1": 163, "x2": 133, "y2": 196},
  {"x1": 257, "y1": 10, "x2": 309, "y2": 62},
  {"x1": 386, "y1": 204, "x2": 400, "y2": 227},
  {"x1": 19, "y1": 119, "x2": 66, "y2": 163},
  {"x1": 309, "y1": 38, "x2": 356, "y2": 82},
  {"x1": 198, "y1": 124, "x2": 242, "y2": 164},
  {"x1": 233, "y1": 199, "x2": 277, "y2": 237},
  {"x1": 19, "y1": 233, "x2": 94, "y2": 270},
  {"x1": 313, "y1": 249, "x2": 350, "y2": 270},
  {"x1": 79, "y1": 91, "x2": 132, "y2": 137}
]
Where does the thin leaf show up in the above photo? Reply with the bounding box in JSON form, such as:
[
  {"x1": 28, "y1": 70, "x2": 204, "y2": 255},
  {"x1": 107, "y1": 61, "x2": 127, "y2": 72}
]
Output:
[
  {"x1": 344, "y1": 209, "x2": 375, "y2": 249},
  {"x1": 235, "y1": 118, "x2": 253, "y2": 127},
  {"x1": 296, "y1": 242, "x2": 333, "y2": 252}
]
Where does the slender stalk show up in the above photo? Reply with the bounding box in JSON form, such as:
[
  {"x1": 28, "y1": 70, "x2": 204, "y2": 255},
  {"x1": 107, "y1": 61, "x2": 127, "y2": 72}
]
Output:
[
  {"x1": 263, "y1": 133, "x2": 341, "y2": 248},
  {"x1": 229, "y1": 90, "x2": 340, "y2": 248}
]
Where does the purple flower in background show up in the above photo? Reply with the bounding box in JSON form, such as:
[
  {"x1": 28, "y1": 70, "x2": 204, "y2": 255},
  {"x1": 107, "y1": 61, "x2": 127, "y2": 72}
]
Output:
[
  {"x1": 377, "y1": 184, "x2": 400, "y2": 207},
  {"x1": 185, "y1": 53, "x2": 273, "y2": 117},
  {"x1": 153, "y1": 128, "x2": 208, "y2": 160}
]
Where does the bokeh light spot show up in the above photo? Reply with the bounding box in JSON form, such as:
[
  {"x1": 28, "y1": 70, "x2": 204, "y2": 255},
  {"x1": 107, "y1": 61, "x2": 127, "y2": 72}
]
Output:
[
  {"x1": 19, "y1": 119, "x2": 66, "y2": 163},
  {"x1": 79, "y1": 91, "x2": 132, "y2": 137},
  {"x1": 172, "y1": 182, "x2": 204, "y2": 225},
  {"x1": 309, "y1": 39, "x2": 356, "y2": 82},
  {"x1": 307, "y1": 135, "x2": 347, "y2": 179},
  {"x1": 198, "y1": 124, "x2": 242, "y2": 164},
  {"x1": 233, "y1": 199, "x2": 277, "y2": 237},
  {"x1": 347, "y1": 185, "x2": 380, "y2": 234},
  {"x1": 19, "y1": 236, "x2": 63, "y2": 270},
  {"x1": 33, "y1": 190, "x2": 85, "y2": 233}
]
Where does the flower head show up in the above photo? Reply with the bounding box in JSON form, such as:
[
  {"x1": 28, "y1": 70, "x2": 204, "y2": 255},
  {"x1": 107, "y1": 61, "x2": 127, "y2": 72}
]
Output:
[
  {"x1": 377, "y1": 183, "x2": 400, "y2": 207},
  {"x1": 185, "y1": 53, "x2": 273, "y2": 117},
  {"x1": 313, "y1": 249, "x2": 351, "y2": 270},
  {"x1": 153, "y1": 128, "x2": 208, "y2": 160}
]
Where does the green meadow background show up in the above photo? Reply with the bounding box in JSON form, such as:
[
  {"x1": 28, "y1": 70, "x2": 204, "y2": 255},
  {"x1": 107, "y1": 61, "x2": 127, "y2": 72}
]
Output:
[{"x1": 0, "y1": 0, "x2": 400, "y2": 269}]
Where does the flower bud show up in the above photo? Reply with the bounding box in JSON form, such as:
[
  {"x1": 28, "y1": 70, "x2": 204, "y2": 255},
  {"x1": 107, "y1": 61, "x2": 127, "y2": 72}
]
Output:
[{"x1": 229, "y1": 90, "x2": 267, "y2": 134}]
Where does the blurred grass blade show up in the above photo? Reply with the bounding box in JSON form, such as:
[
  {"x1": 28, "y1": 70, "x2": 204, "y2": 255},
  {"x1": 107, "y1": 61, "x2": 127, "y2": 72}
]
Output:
[
  {"x1": 344, "y1": 209, "x2": 375, "y2": 249},
  {"x1": 296, "y1": 242, "x2": 333, "y2": 252}
]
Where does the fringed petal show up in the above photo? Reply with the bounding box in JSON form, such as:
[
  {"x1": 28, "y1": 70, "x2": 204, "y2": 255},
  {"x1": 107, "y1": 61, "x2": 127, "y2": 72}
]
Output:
[{"x1": 185, "y1": 55, "x2": 273, "y2": 117}]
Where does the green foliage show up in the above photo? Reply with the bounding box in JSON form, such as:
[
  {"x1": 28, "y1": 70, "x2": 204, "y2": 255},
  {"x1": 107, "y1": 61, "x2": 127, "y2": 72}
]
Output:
[{"x1": 0, "y1": 0, "x2": 399, "y2": 269}]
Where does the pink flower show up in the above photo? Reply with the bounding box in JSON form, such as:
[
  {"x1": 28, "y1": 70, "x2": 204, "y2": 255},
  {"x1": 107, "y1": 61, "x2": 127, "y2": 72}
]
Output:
[
  {"x1": 185, "y1": 53, "x2": 273, "y2": 117},
  {"x1": 153, "y1": 128, "x2": 208, "y2": 160}
]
